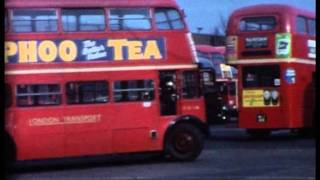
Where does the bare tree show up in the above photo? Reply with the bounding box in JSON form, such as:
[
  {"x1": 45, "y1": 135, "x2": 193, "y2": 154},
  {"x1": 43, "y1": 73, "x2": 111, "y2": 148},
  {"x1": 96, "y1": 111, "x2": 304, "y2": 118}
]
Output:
[{"x1": 211, "y1": 13, "x2": 228, "y2": 36}]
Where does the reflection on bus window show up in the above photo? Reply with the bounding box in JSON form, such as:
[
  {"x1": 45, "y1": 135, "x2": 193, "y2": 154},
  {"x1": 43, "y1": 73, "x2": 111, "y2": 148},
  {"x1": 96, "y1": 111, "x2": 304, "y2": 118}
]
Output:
[
  {"x1": 307, "y1": 19, "x2": 315, "y2": 36},
  {"x1": 17, "y1": 84, "x2": 61, "y2": 107},
  {"x1": 66, "y1": 81, "x2": 108, "y2": 104},
  {"x1": 11, "y1": 9, "x2": 58, "y2": 33},
  {"x1": 242, "y1": 65, "x2": 280, "y2": 87},
  {"x1": 109, "y1": 8, "x2": 151, "y2": 30},
  {"x1": 113, "y1": 80, "x2": 154, "y2": 102},
  {"x1": 155, "y1": 8, "x2": 184, "y2": 30},
  {"x1": 240, "y1": 17, "x2": 276, "y2": 31},
  {"x1": 182, "y1": 71, "x2": 201, "y2": 99},
  {"x1": 296, "y1": 16, "x2": 307, "y2": 34},
  {"x1": 62, "y1": 9, "x2": 106, "y2": 32}
]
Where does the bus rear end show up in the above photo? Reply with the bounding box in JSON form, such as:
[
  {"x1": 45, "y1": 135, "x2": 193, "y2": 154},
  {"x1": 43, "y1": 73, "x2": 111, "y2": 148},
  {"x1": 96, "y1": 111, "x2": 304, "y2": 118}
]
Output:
[{"x1": 226, "y1": 5, "x2": 315, "y2": 137}]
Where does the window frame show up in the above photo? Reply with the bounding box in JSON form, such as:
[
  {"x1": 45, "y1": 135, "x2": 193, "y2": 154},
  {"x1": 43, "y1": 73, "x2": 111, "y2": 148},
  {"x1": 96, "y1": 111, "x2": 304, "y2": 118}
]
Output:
[
  {"x1": 242, "y1": 65, "x2": 281, "y2": 88},
  {"x1": 154, "y1": 7, "x2": 186, "y2": 31},
  {"x1": 182, "y1": 71, "x2": 202, "y2": 99},
  {"x1": 113, "y1": 79, "x2": 155, "y2": 102},
  {"x1": 65, "y1": 81, "x2": 109, "y2": 105},
  {"x1": 61, "y1": 8, "x2": 107, "y2": 32},
  {"x1": 10, "y1": 8, "x2": 59, "y2": 33},
  {"x1": 296, "y1": 15, "x2": 308, "y2": 34},
  {"x1": 239, "y1": 16, "x2": 277, "y2": 32},
  {"x1": 307, "y1": 18, "x2": 315, "y2": 36},
  {"x1": 16, "y1": 84, "x2": 62, "y2": 107},
  {"x1": 108, "y1": 8, "x2": 152, "y2": 31}
]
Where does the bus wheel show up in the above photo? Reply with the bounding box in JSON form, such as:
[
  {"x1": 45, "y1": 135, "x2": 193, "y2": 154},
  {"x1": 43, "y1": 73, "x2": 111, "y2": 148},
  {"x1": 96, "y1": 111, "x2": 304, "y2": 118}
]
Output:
[
  {"x1": 165, "y1": 124, "x2": 204, "y2": 161},
  {"x1": 246, "y1": 129, "x2": 271, "y2": 139}
]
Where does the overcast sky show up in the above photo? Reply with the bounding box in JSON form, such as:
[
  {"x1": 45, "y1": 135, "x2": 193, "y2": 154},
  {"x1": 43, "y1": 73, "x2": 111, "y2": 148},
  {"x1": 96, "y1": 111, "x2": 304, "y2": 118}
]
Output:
[{"x1": 176, "y1": 0, "x2": 316, "y2": 34}]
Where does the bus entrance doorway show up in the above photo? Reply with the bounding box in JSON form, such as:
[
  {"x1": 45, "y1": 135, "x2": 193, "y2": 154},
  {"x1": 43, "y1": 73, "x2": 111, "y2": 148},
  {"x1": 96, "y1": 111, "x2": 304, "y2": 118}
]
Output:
[{"x1": 159, "y1": 71, "x2": 177, "y2": 116}]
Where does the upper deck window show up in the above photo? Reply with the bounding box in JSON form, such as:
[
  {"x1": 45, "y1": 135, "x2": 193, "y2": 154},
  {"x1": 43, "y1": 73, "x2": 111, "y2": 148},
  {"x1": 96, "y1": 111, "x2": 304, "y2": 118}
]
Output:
[
  {"x1": 307, "y1": 19, "x2": 315, "y2": 36},
  {"x1": 62, "y1": 9, "x2": 106, "y2": 32},
  {"x1": 109, "y1": 8, "x2": 151, "y2": 31},
  {"x1": 240, "y1": 17, "x2": 276, "y2": 32},
  {"x1": 155, "y1": 8, "x2": 185, "y2": 30},
  {"x1": 296, "y1": 16, "x2": 307, "y2": 34},
  {"x1": 11, "y1": 9, "x2": 58, "y2": 33}
]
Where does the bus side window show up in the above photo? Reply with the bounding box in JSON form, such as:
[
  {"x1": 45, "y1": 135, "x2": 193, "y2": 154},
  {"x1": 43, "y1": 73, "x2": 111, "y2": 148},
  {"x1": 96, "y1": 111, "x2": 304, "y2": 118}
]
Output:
[
  {"x1": 5, "y1": 84, "x2": 12, "y2": 108},
  {"x1": 307, "y1": 18, "x2": 315, "y2": 36},
  {"x1": 182, "y1": 71, "x2": 201, "y2": 99},
  {"x1": 113, "y1": 80, "x2": 155, "y2": 102},
  {"x1": 11, "y1": 9, "x2": 58, "y2": 33},
  {"x1": 16, "y1": 84, "x2": 61, "y2": 107},
  {"x1": 109, "y1": 8, "x2": 151, "y2": 31},
  {"x1": 62, "y1": 9, "x2": 106, "y2": 32},
  {"x1": 296, "y1": 16, "x2": 307, "y2": 34},
  {"x1": 155, "y1": 8, "x2": 185, "y2": 30},
  {"x1": 66, "y1": 81, "x2": 109, "y2": 104}
]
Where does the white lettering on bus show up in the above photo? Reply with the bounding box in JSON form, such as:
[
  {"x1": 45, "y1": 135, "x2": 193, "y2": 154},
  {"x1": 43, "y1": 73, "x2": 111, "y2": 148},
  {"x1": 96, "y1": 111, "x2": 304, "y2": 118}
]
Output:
[{"x1": 29, "y1": 114, "x2": 101, "y2": 126}]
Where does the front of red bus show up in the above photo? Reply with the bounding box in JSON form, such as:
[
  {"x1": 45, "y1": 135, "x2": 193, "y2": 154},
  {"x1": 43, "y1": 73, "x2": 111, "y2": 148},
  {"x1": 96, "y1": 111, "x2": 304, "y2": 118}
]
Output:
[{"x1": 226, "y1": 5, "x2": 315, "y2": 136}]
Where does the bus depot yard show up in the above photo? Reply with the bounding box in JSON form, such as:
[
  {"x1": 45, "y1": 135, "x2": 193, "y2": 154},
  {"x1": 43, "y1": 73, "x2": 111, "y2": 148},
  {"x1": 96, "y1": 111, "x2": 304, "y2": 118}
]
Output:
[
  {"x1": 5, "y1": 0, "x2": 315, "y2": 179},
  {"x1": 8, "y1": 127, "x2": 315, "y2": 180}
]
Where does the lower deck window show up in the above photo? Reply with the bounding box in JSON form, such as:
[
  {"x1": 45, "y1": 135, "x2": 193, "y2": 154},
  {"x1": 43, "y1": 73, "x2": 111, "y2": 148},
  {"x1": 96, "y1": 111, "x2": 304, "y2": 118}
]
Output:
[
  {"x1": 242, "y1": 65, "x2": 280, "y2": 88},
  {"x1": 66, "y1": 81, "x2": 108, "y2": 104},
  {"x1": 16, "y1": 84, "x2": 61, "y2": 107},
  {"x1": 113, "y1": 80, "x2": 154, "y2": 102},
  {"x1": 182, "y1": 71, "x2": 201, "y2": 99}
]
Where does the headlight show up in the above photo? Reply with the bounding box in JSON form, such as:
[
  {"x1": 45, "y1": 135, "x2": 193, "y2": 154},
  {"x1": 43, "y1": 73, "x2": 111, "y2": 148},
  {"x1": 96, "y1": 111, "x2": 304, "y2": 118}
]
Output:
[
  {"x1": 263, "y1": 90, "x2": 271, "y2": 100},
  {"x1": 222, "y1": 106, "x2": 227, "y2": 110},
  {"x1": 271, "y1": 90, "x2": 279, "y2": 100}
]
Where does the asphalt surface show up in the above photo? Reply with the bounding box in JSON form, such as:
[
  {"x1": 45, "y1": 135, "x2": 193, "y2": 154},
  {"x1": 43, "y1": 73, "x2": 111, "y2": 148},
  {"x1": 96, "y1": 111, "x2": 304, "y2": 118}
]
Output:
[{"x1": 7, "y1": 125, "x2": 316, "y2": 180}]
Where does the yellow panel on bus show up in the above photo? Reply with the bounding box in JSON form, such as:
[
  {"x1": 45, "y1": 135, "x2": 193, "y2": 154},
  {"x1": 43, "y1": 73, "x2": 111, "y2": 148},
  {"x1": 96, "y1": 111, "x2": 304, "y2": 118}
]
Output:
[{"x1": 242, "y1": 90, "x2": 280, "y2": 107}]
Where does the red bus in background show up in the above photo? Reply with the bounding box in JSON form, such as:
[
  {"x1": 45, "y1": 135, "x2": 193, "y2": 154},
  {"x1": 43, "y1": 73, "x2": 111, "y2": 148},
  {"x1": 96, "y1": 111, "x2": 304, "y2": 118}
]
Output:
[
  {"x1": 5, "y1": 0, "x2": 207, "y2": 164},
  {"x1": 226, "y1": 4, "x2": 315, "y2": 137},
  {"x1": 196, "y1": 45, "x2": 238, "y2": 124}
]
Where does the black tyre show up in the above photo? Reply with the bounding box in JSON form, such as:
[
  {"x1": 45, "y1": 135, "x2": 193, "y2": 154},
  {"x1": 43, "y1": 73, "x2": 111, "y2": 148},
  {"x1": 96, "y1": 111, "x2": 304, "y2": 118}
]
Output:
[
  {"x1": 165, "y1": 123, "x2": 204, "y2": 161},
  {"x1": 247, "y1": 129, "x2": 271, "y2": 139}
]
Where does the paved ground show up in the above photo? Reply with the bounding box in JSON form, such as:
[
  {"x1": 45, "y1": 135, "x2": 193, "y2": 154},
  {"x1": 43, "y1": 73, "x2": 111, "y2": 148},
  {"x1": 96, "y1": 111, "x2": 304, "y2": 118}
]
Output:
[{"x1": 6, "y1": 126, "x2": 316, "y2": 180}]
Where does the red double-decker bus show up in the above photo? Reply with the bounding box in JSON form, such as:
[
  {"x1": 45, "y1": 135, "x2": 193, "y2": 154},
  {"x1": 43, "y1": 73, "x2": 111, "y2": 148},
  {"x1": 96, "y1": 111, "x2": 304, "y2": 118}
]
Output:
[
  {"x1": 196, "y1": 45, "x2": 238, "y2": 123},
  {"x1": 226, "y1": 4, "x2": 315, "y2": 137},
  {"x1": 5, "y1": 0, "x2": 208, "y2": 164}
]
